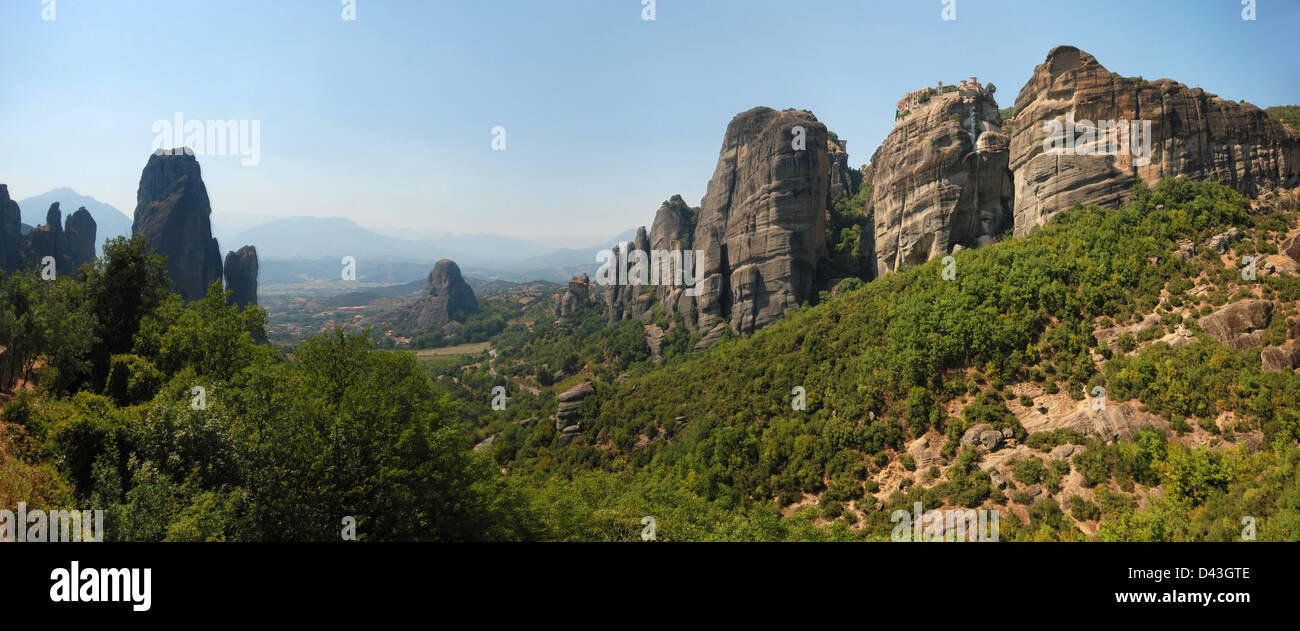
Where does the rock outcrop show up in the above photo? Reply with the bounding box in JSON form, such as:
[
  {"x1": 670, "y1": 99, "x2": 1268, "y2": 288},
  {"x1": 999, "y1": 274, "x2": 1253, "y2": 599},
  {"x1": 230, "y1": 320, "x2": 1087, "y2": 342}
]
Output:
[
  {"x1": 1261, "y1": 343, "x2": 1299, "y2": 372},
  {"x1": 63, "y1": 207, "x2": 96, "y2": 277},
  {"x1": 827, "y1": 133, "x2": 856, "y2": 203},
  {"x1": 645, "y1": 323, "x2": 666, "y2": 361},
  {"x1": 0, "y1": 185, "x2": 22, "y2": 272},
  {"x1": 861, "y1": 81, "x2": 1014, "y2": 276},
  {"x1": 376, "y1": 259, "x2": 478, "y2": 332},
  {"x1": 21, "y1": 203, "x2": 96, "y2": 279},
  {"x1": 555, "y1": 273, "x2": 590, "y2": 319},
  {"x1": 23, "y1": 203, "x2": 64, "y2": 273},
  {"x1": 648, "y1": 195, "x2": 698, "y2": 325},
  {"x1": 555, "y1": 381, "x2": 595, "y2": 444},
  {"x1": 1009, "y1": 46, "x2": 1300, "y2": 236},
  {"x1": 1052, "y1": 402, "x2": 1163, "y2": 441},
  {"x1": 596, "y1": 227, "x2": 655, "y2": 324},
  {"x1": 1206, "y1": 228, "x2": 1240, "y2": 254},
  {"x1": 1199, "y1": 300, "x2": 1274, "y2": 350},
  {"x1": 1281, "y1": 232, "x2": 1300, "y2": 264},
  {"x1": 691, "y1": 107, "x2": 830, "y2": 334},
  {"x1": 132, "y1": 151, "x2": 223, "y2": 301},
  {"x1": 581, "y1": 105, "x2": 839, "y2": 339},
  {"x1": 223, "y1": 245, "x2": 259, "y2": 308},
  {"x1": 907, "y1": 436, "x2": 943, "y2": 469}
]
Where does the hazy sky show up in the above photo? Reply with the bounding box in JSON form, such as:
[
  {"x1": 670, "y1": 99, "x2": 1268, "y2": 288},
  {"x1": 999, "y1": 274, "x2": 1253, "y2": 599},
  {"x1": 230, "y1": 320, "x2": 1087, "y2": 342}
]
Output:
[{"x1": 2, "y1": 0, "x2": 1297, "y2": 248}]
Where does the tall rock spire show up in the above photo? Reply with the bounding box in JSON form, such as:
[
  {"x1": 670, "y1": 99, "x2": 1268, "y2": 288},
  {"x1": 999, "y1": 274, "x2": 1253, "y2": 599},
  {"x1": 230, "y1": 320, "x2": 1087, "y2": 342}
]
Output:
[{"x1": 132, "y1": 151, "x2": 223, "y2": 301}]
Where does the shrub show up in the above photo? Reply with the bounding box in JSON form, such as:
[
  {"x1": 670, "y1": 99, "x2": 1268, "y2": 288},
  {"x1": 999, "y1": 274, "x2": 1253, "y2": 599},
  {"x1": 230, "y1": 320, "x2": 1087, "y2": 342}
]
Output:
[
  {"x1": 1069, "y1": 495, "x2": 1101, "y2": 522},
  {"x1": 104, "y1": 354, "x2": 161, "y2": 406},
  {"x1": 1012, "y1": 456, "x2": 1047, "y2": 485}
]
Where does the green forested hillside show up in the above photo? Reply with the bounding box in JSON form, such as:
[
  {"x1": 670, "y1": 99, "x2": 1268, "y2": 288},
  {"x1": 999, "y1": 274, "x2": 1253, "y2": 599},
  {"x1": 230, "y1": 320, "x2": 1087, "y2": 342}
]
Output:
[{"x1": 483, "y1": 178, "x2": 1300, "y2": 540}]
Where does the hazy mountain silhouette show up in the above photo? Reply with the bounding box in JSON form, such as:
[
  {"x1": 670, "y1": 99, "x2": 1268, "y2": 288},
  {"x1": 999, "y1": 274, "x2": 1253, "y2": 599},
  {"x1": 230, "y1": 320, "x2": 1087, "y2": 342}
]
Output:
[{"x1": 231, "y1": 216, "x2": 554, "y2": 266}]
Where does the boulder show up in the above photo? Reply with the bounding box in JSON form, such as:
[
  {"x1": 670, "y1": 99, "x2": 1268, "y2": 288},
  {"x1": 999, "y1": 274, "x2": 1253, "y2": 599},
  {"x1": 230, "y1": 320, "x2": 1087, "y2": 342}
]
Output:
[
  {"x1": 1261, "y1": 343, "x2": 1299, "y2": 372},
  {"x1": 960, "y1": 424, "x2": 993, "y2": 449},
  {"x1": 1281, "y1": 233, "x2": 1300, "y2": 264},
  {"x1": 1199, "y1": 300, "x2": 1274, "y2": 350},
  {"x1": 979, "y1": 430, "x2": 1005, "y2": 452},
  {"x1": 979, "y1": 444, "x2": 1033, "y2": 472},
  {"x1": 1049, "y1": 444, "x2": 1078, "y2": 460},
  {"x1": 1206, "y1": 228, "x2": 1239, "y2": 254}
]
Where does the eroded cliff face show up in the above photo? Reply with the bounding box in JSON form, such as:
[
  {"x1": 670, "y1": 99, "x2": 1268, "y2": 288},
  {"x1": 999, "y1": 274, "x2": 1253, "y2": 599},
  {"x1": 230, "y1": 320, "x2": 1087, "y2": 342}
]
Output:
[
  {"x1": 692, "y1": 107, "x2": 830, "y2": 335},
  {"x1": 827, "y1": 133, "x2": 856, "y2": 204},
  {"x1": 649, "y1": 194, "x2": 698, "y2": 328},
  {"x1": 582, "y1": 109, "x2": 833, "y2": 339},
  {"x1": 1009, "y1": 45, "x2": 1300, "y2": 236},
  {"x1": 133, "y1": 151, "x2": 223, "y2": 301},
  {"x1": 554, "y1": 47, "x2": 1299, "y2": 345},
  {"x1": 0, "y1": 185, "x2": 22, "y2": 273},
  {"x1": 862, "y1": 84, "x2": 1014, "y2": 276},
  {"x1": 598, "y1": 226, "x2": 655, "y2": 324}
]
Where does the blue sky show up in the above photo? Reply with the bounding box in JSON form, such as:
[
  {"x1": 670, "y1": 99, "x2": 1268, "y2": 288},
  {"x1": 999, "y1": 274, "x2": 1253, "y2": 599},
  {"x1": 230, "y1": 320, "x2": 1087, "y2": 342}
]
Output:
[{"x1": 1, "y1": 0, "x2": 1296, "y2": 247}]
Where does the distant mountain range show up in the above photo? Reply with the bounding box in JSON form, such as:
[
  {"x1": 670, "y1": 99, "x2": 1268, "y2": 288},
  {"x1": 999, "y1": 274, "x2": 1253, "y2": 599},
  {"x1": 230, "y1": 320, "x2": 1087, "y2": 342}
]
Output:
[
  {"x1": 229, "y1": 216, "x2": 554, "y2": 265},
  {"x1": 11, "y1": 187, "x2": 638, "y2": 285},
  {"x1": 236, "y1": 218, "x2": 634, "y2": 284}
]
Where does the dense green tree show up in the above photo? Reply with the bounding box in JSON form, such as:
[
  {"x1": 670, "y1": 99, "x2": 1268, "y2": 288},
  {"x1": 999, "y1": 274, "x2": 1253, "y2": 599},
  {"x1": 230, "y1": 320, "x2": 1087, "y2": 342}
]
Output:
[{"x1": 81, "y1": 236, "x2": 172, "y2": 388}]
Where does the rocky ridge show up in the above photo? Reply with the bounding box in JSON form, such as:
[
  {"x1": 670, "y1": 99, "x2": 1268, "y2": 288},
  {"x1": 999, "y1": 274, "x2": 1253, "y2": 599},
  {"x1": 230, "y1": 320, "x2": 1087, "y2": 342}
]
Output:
[{"x1": 1009, "y1": 46, "x2": 1300, "y2": 236}]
